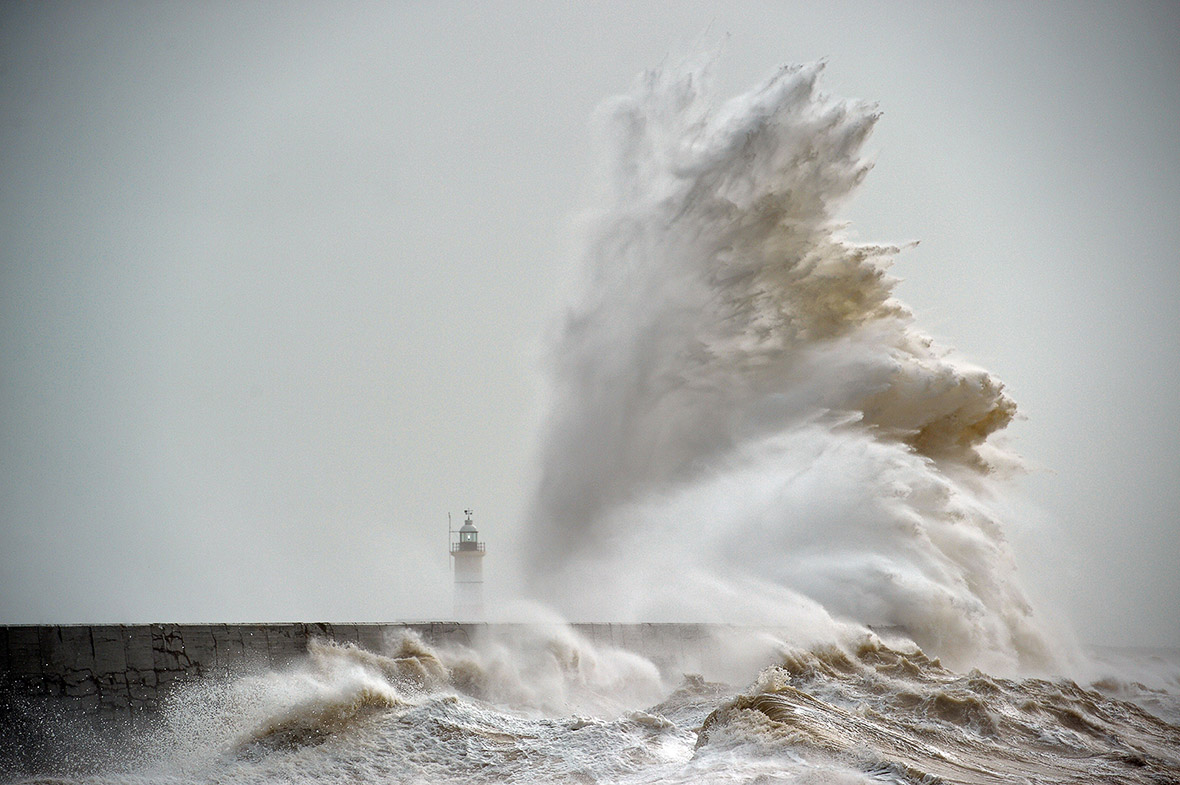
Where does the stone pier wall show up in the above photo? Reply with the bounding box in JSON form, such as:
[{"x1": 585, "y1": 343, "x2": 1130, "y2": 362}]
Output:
[{"x1": 0, "y1": 622, "x2": 721, "y2": 720}]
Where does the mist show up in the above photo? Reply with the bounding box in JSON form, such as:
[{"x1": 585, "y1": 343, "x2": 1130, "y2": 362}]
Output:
[{"x1": 1, "y1": 2, "x2": 1177, "y2": 649}]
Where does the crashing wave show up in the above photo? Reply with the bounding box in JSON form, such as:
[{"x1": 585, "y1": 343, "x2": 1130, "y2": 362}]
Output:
[{"x1": 525, "y1": 58, "x2": 1056, "y2": 673}]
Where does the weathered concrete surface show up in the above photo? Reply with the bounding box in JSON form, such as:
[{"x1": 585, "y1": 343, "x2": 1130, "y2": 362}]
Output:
[{"x1": 0, "y1": 622, "x2": 734, "y2": 722}]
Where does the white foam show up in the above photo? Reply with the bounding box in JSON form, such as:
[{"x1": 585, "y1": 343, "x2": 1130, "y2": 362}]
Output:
[{"x1": 525, "y1": 59, "x2": 1062, "y2": 674}]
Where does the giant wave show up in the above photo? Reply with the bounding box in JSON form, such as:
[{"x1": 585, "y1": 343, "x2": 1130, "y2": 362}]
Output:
[{"x1": 526, "y1": 57, "x2": 1054, "y2": 674}]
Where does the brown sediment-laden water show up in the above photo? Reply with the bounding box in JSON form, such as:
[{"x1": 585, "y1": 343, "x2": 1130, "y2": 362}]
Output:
[{"x1": 3, "y1": 627, "x2": 1177, "y2": 783}]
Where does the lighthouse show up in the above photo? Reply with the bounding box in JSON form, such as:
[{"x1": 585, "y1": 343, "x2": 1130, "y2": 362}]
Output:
[{"x1": 450, "y1": 509, "x2": 486, "y2": 620}]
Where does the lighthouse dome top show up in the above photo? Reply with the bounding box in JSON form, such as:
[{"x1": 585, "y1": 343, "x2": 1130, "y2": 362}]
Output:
[
  {"x1": 455, "y1": 509, "x2": 483, "y2": 549},
  {"x1": 460, "y1": 508, "x2": 478, "y2": 533}
]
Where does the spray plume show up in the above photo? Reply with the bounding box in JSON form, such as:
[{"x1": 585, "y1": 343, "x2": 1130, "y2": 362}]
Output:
[{"x1": 525, "y1": 59, "x2": 1056, "y2": 673}]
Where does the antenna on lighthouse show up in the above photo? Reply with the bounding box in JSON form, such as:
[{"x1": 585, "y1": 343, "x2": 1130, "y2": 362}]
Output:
[{"x1": 449, "y1": 507, "x2": 486, "y2": 620}]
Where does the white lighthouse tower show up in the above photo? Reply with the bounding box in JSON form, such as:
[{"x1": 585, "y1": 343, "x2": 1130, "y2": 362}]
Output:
[{"x1": 450, "y1": 509, "x2": 486, "y2": 620}]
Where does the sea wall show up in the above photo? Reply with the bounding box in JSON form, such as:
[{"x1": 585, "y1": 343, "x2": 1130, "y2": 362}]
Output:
[{"x1": 0, "y1": 622, "x2": 724, "y2": 720}]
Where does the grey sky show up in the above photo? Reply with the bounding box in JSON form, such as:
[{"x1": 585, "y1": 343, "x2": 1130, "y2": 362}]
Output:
[{"x1": 1, "y1": 2, "x2": 1177, "y2": 645}]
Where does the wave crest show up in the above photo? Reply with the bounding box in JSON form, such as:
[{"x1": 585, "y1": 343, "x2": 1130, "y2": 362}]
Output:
[
  {"x1": 698, "y1": 638, "x2": 1180, "y2": 783},
  {"x1": 526, "y1": 57, "x2": 1053, "y2": 672}
]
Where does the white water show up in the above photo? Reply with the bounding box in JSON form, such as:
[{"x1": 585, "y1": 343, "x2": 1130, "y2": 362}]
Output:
[
  {"x1": 5, "y1": 627, "x2": 1177, "y2": 784},
  {"x1": 525, "y1": 57, "x2": 1056, "y2": 674}
]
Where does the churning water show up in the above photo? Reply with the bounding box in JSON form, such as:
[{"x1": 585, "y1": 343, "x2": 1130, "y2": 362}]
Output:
[
  {"x1": 5, "y1": 627, "x2": 1179, "y2": 784},
  {"x1": 5, "y1": 59, "x2": 1178, "y2": 783}
]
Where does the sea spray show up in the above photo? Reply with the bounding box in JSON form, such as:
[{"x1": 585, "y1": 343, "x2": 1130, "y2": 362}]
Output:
[
  {"x1": 140, "y1": 629, "x2": 1180, "y2": 783},
  {"x1": 436, "y1": 607, "x2": 668, "y2": 716},
  {"x1": 525, "y1": 59, "x2": 1057, "y2": 673},
  {"x1": 5, "y1": 624, "x2": 1175, "y2": 783}
]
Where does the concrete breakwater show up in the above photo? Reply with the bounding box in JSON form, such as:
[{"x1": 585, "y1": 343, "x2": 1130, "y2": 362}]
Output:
[{"x1": 0, "y1": 622, "x2": 721, "y2": 720}]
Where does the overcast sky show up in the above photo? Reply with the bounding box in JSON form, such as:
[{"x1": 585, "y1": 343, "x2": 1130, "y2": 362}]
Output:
[{"x1": 1, "y1": 1, "x2": 1177, "y2": 646}]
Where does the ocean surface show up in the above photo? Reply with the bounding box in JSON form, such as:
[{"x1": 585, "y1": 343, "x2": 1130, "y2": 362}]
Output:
[{"x1": 4, "y1": 626, "x2": 1179, "y2": 784}]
